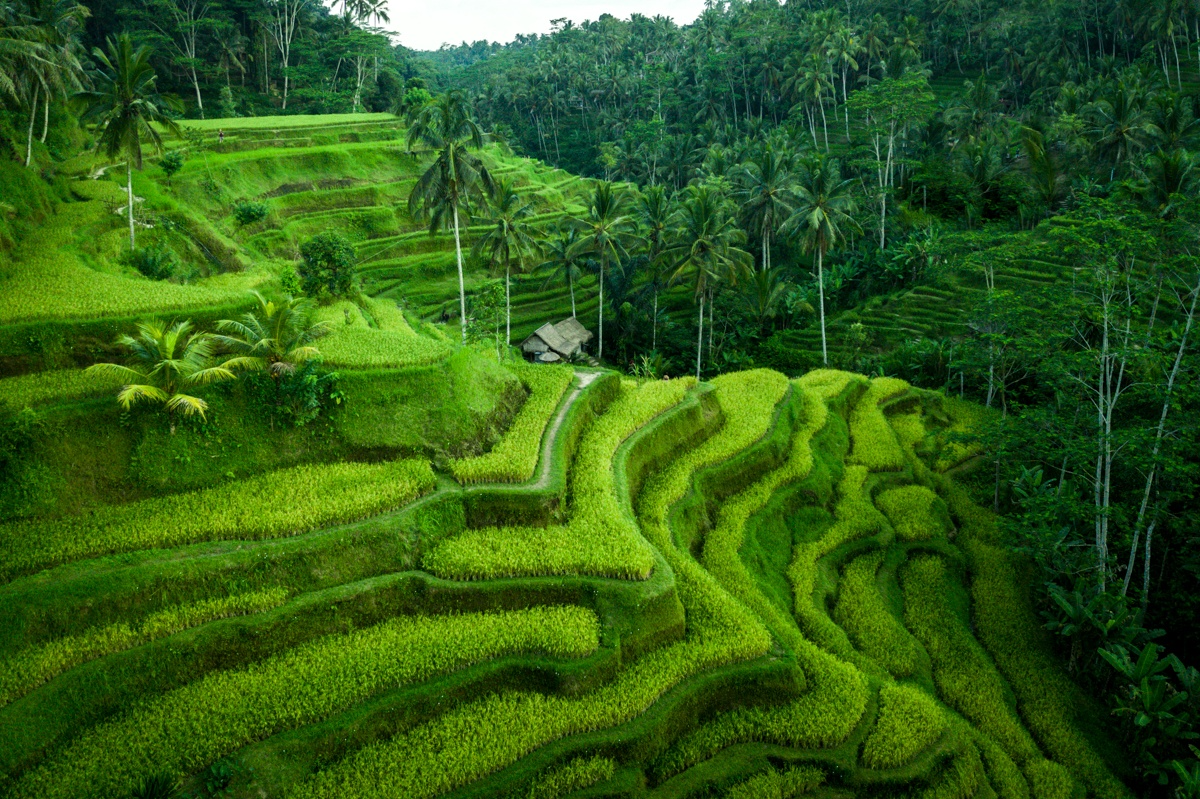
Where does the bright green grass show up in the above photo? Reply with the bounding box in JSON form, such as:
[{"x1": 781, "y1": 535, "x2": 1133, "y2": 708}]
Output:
[
  {"x1": 177, "y1": 114, "x2": 398, "y2": 131},
  {"x1": 12, "y1": 606, "x2": 598, "y2": 799},
  {"x1": 0, "y1": 369, "x2": 121, "y2": 409},
  {"x1": 449, "y1": 362, "x2": 574, "y2": 484},
  {"x1": 861, "y1": 683, "x2": 948, "y2": 769},
  {"x1": 0, "y1": 459, "x2": 435, "y2": 579},
  {"x1": 0, "y1": 588, "x2": 288, "y2": 706}
]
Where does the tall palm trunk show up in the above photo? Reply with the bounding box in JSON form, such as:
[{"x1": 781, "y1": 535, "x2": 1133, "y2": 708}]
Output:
[
  {"x1": 25, "y1": 85, "x2": 38, "y2": 168},
  {"x1": 505, "y1": 261, "x2": 511, "y2": 347},
  {"x1": 452, "y1": 205, "x2": 467, "y2": 343},
  {"x1": 597, "y1": 255, "x2": 605, "y2": 360},
  {"x1": 569, "y1": 272, "x2": 576, "y2": 318},
  {"x1": 652, "y1": 290, "x2": 658, "y2": 350},
  {"x1": 695, "y1": 290, "x2": 705, "y2": 379},
  {"x1": 818, "y1": 247, "x2": 828, "y2": 365},
  {"x1": 126, "y1": 159, "x2": 136, "y2": 250},
  {"x1": 41, "y1": 92, "x2": 49, "y2": 143}
]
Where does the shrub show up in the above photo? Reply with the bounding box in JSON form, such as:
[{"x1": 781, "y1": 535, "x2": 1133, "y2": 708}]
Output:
[
  {"x1": 0, "y1": 588, "x2": 288, "y2": 706},
  {"x1": 122, "y1": 244, "x2": 180, "y2": 281},
  {"x1": 12, "y1": 607, "x2": 599, "y2": 799},
  {"x1": 232, "y1": 200, "x2": 269, "y2": 227},
  {"x1": 159, "y1": 151, "x2": 184, "y2": 188},
  {"x1": 449, "y1": 363, "x2": 574, "y2": 484},
  {"x1": 862, "y1": 683, "x2": 948, "y2": 769},
  {"x1": 299, "y1": 232, "x2": 358, "y2": 299},
  {"x1": 0, "y1": 458, "x2": 435, "y2": 579}
]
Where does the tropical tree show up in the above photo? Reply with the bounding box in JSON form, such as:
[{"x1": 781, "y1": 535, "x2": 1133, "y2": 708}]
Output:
[
  {"x1": 473, "y1": 178, "x2": 540, "y2": 346},
  {"x1": 86, "y1": 319, "x2": 236, "y2": 433},
  {"x1": 408, "y1": 90, "x2": 493, "y2": 344},
  {"x1": 569, "y1": 182, "x2": 638, "y2": 361},
  {"x1": 735, "y1": 147, "x2": 795, "y2": 271},
  {"x1": 75, "y1": 33, "x2": 181, "y2": 250},
  {"x1": 662, "y1": 185, "x2": 751, "y2": 378},
  {"x1": 537, "y1": 225, "x2": 585, "y2": 318},
  {"x1": 212, "y1": 291, "x2": 329, "y2": 377},
  {"x1": 637, "y1": 184, "x2": 674, "y2": 350},
  {"x1": 782, "y1": 154, "x2": 860, "y2": 365}
]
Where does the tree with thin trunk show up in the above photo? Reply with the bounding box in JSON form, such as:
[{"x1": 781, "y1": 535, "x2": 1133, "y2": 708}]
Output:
[
  {"x1": 637, "y1": 184, "x2": 673, "y2": 350},
  {"x1": 537, "y1": 226, "x2": 584, "y2": 319},
  {"x1": 148, "y1": 0, "x2": 210, "y2": 118},
  {"x1": 473, "y1": 179, "x2": 540, "y2": 348},
  {"x1": 265, "y1": 0, "x2": 309, "y2": 110},
  {"x1": 75, "y1": 34, "x2": 181, "y2": 251},
  {"x1": 662, "y1": 185, "x2": 751, "y2": 379},
  {"x1": 734, "y1": 147, "x2": 795, "y2": 272},
  {"x1": 569, "y1": 182, "x2": 638, "y2": 362},
  {"x1": 782, "y1": 154, "x2": 860, "y2": 366},
  {"x1": 408, "y1": 90, "x2": 493, "y2": 344}
]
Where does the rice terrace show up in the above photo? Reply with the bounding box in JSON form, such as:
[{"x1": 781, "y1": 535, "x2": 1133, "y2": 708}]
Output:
[{"x1": 0, "y1": 1, "x2": 1198, "y2": 798}]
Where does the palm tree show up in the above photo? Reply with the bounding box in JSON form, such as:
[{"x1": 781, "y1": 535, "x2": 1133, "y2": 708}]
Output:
[
  {"x1": 408, "y1": 90, "x2": 493, "y2": 344},
  {"x1": 86, "y1": 320, "x2": 236, "y2": 433},
  {"x1": 537, "y1": 226, "x2": 585, "y2": 319},
  {"x1": 662, "y1": 185, "x2": 752, "y2": 379},
  {"x1": 569, "y1": 182, "x2": 638, "y2": 362},
  {"x1": 21, "y1": 0, "x2": 88, "y2": 164},
  {"x1": 473, "y1": 179, "x2": 539, "y2": 347},
  {"x1": 735, "y1": 148, "x2": 795, "y2": 272},
  {"x1": 213, "y1": 291, "x2": 329, "y2": 376},
  {"x1": 1088, "y1": 83, "x2": 1152, "y2": 180},
  {"x1": 75, "y1": 34, "x2": 181, "y2": 251},
  {"x1": 1137, "y1": 148, "x2": 1195, "y2": 217},
  {"x1": 782, "y1": 155, "x2": 860, "y2": 366},
  {"x1": 637, "y1": 185, "x2": 673, "y2": 350}
]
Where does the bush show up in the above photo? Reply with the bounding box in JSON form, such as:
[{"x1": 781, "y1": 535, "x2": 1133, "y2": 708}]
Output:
[
  {"x1": 861, "y1": 683, "x2": 948, "y2": 769},
  {"x1": 122, "y1": 244, "x2": 180, "y2": 281},
  {"x1": 159, "y1": 151, "x2": 184, "y2": 188},
  {"x1": 0, "y1": 458, "x2": 435, "y2": 579},
  {"x1": 12, "y1": 607, "x2": 599, "y2": 799},
  {"x1": 299, "y1": 232, "x2": 358, "y2": 300},
  {"x1": 0, "y1": 588, "x2": 288, "y2": 707},
  {"x1": 232, "y1": 200, "x2": 269, "y2": 227}
]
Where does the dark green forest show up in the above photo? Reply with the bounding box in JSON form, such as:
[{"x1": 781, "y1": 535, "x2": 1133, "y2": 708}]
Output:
[{"x1": 2, "y1": 0, "x2": 1200, "y2": 796}]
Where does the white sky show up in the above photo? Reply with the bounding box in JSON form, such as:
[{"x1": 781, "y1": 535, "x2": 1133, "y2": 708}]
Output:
[{"x1": 384, "y1": 0, "x2": 708, "y2": 52}]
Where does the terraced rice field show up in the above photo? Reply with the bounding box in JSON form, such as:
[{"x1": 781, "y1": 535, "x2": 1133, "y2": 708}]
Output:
[{"x1": 0, "y1": 365, "x2": 1125, "y2": 798}]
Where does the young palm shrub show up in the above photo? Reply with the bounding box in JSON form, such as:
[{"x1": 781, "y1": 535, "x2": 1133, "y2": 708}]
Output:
[
  {"x1": 213, "y1": 291, "x2": 332, "y2": 425},
  {"x1": 85, "y1": 320, "x2": 236, "y2": 433}
]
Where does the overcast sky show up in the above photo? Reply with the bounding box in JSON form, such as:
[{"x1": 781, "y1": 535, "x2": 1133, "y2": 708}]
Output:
[{"x1": 384, "y1": 0, "x2": 708, "y2": 52}]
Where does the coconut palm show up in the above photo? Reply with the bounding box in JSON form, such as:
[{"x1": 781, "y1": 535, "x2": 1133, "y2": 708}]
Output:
[
  {"x1": 75, "y1": 33, "x2": 181, "y2": 250},
  {"x1": 86, "y1": 320, "x2": 236, "y2": 433},
  {"x1": 782, "y1": 154, "x2": 860, "y2": 366},
  {"x1": 473, "y1": 179, "x2": 540, "y2": 346},
  {"x1": 662, "y1": 185, "x2": 752, "y2": 379},
  {"x1": 569, "y1": 182, "x2": 638, "y2": 361},
  {"x1": 735, "y1": 148, "x2": 796, "y2": 272},
  {"x1": 1088, "y1": 82, "x2": 1152, "y2": 180},
  {"x1": 408, "y1": 90, "x2": 493, "y2": 344},
  {"x1": 212, "y1": 291, "x2": 329, "y2": 376},
  {"x1": 537, "y1": 225, "x2": 585, "y2": 318},
  {"x1": 637, "y1": 185, "x2": 673, "y2": 350}
]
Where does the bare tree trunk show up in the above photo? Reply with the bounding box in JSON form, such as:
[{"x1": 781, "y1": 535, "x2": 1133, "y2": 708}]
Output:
[
  {"x1": 597, "y1": 255, "x2": 605, "y2": 361},
  {"x1": 652, "y1": 290, "x2": 658, "y2": 350},
  {"x1": 1122, "y1": 275, "x2": 1198, "y2": 595},
  {"x1": 453, "y1": 205, "x2": 466, "y2": 343},
  {"x1": 25, "y1": 85, "x2": 38, "y2": 168},
  {"x1": 818, "y1": 247, "x2": 828, "y2": 365},
  {"x1": 695, "y1": 291, "x2": 704, "y2": 380},
  {"x1": 40, "y1": 92, "x2": 49, "y2": 143},
  {"x1": 505, "y1": 261, "x2": 511, "y2": 347},
  {"x1": 126, "y1": 159, "x2": 136, "y2": 250},
  {"x1": 570, "y1": 272, "x2": 576, "y2": 318},
  {"x1": 1141, "y1": 510, "x2": 1157, "y2": 611}
]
